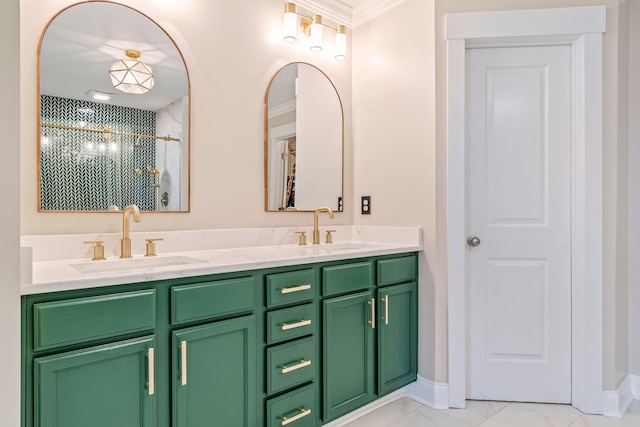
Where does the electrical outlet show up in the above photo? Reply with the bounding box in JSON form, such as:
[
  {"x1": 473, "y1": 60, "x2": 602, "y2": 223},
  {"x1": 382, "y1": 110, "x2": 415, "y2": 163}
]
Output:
[{"x1": 361, "y1": 196, "x2": 371, "y2": 215}]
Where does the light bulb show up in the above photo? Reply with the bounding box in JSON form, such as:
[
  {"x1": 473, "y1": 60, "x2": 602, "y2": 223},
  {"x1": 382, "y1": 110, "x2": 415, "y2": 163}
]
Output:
[
  {"x1": 283, "y1": 3, "x2": 297, "y2": 42},
  {"x1": 335, "y1": 25, "x2": 347, "y2": 60},
  {"x1": 310, "y1": 15, "x2": 323, "y2": 52}
]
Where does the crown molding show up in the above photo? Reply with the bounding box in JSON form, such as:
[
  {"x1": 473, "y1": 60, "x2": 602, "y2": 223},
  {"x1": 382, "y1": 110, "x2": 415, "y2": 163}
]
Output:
[
  {"x1": 294, "y1": 0, "x2": 354, "y2": 28},
  {"x1": 353, "y1": 0, "x2": 411, "y2": 28}
]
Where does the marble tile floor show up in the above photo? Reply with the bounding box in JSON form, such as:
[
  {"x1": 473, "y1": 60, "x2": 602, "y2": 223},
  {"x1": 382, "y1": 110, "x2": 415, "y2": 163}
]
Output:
[{"x1": 345, "y1": 398, "x2": 640, "y2": 427}]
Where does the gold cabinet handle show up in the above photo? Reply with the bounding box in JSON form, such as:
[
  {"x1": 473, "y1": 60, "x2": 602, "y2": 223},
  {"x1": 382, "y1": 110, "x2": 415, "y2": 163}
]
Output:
[
  {"x1": 282, "y1": 408, "x2": 312, "y2": 426},
  {"x1": 147, "y1": 348, "x2": 155, "y2": 396},
  {"x1": 281, "y1": 359, "x2": 311, "y2": 374},
  {"x1": 384, "y1": 295, "x2": 389, "y2": 325},
  {"x1": 368, "y1": 298, "x2": 375, "y2": 329},
  {"x1": 281, "y1": 284, "x2": 311, "y2": 294},
  {"x1": 180, "y1": 341, "x2": 188, "y2": 386},
  {"x1": 281, "y1": 319, "x2": 312, "y2": 331}
]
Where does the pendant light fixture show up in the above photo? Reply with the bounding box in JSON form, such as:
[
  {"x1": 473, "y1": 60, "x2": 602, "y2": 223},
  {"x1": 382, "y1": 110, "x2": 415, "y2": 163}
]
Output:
[{"x1": 109, "y1": 50, "x2": 154, "y2": 94}]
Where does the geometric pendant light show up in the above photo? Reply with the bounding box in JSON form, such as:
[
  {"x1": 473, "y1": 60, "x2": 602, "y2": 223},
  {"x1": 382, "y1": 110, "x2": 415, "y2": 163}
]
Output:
[{"x1": 109, "y1": 49, "x2": 154, "y2": 94}]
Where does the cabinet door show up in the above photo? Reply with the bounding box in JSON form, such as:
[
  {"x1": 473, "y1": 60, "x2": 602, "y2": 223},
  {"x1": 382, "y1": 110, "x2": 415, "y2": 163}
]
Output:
[
  {"x1": 173, "y1": 315, "x2": 256, "y2": 427},
  {"x1": 34, "y1": 335, "x2": 156, "y2": 427},
  {"x1": 323, "y1": 291, "x2": 374, "y2": 422},
  {"x1": 378, "y1": 282, "x2": 418, "y2": 396}
]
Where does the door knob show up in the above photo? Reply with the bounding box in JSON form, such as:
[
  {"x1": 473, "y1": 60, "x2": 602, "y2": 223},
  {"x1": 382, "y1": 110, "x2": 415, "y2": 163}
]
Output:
[{"x1": 467, "y1": 235, "x2": 481, "y2": 247}]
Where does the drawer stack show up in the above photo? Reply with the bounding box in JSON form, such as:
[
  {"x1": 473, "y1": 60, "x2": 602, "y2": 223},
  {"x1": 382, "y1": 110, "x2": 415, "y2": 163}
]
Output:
[{"x1": 264, "y1": 269, "x2": 318, "y2": 427}]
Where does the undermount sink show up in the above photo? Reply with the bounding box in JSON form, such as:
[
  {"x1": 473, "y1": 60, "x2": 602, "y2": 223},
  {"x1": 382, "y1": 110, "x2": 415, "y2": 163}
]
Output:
[{"x1": 71, "y1": 255, "x2": 207, "y2": 274}]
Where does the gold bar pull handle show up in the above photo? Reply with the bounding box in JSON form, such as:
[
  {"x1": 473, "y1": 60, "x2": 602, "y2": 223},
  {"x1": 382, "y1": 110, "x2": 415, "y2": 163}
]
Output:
[
  {"x1": 282, "y1": 408, "x2": 312, "y2": 426},
  {"x1": 180, "y1": 341, "x2": 187, "y2": 386},
  {"x1": 147, "y1": 348, "x2": 155, "y2": 396},
  {"x1": 384, "y1": 295, "x2": 389, "y2": 325},
  {"x1": 281, "y1": 284, "x2": 311, "y2": 294},
  {"x1": 368, "y1": 298, "x2": 375, "y2": 329},
  {"x1": 281, "y1": 319, "x2": 312, "y2": 331},
  {"x1": 281, "y1": 359, "x2": 312, "y2": 374}
]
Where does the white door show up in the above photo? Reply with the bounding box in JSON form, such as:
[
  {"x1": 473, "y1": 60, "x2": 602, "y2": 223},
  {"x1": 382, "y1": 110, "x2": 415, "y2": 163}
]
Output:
[{"x1": 466, "y1": 45, "x2": 572, "y2": 403}]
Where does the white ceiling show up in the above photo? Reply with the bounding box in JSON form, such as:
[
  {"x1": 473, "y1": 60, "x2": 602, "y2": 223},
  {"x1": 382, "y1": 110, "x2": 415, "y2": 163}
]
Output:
[{"x1": 40, "y1": 2, "x2": 188, "y2": 112}]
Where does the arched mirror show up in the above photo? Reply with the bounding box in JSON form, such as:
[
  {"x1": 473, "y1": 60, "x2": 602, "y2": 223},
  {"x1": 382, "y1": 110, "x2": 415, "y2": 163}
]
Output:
[
  {"x1": 38, "y1": 1, "x2": 189, "y2": 212},
  {"x1": 265, "y1": 63, "x2": 343, "y2": 212}
]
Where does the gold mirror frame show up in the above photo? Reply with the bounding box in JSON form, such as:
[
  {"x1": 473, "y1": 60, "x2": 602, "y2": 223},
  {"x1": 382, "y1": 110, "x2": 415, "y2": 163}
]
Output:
[
  {"x1": 37, "y1": 1, "x2": 191, "y2": 213},
  {"x1": 264, "y1": 62, "x2": 344, "y2": 212}
]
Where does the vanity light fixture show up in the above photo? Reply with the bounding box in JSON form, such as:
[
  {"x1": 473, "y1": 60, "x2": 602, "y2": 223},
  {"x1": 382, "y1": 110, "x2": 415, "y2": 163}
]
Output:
[
  {"x1": 282, "y1": 2, "x2": 348, "y2": 60},
  {"x1": 109, "y1": 49, "x2": 154, "y2": 94}
]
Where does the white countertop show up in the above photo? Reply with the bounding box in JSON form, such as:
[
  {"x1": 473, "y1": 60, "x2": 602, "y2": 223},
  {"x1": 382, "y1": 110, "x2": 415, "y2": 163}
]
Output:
[{"x1": 21, "y1": 226, "x2": 423, "y2": 295}]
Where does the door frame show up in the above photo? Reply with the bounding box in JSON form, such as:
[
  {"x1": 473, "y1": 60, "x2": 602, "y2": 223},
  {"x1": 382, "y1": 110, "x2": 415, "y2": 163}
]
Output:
[{"x1": 445, "y1": 6, "x2": 606, "y2": 414}]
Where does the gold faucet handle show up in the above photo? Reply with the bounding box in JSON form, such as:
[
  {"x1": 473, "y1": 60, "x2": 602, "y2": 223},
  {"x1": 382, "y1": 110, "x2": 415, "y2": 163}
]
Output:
[
  {"x1": 145, "y1": 238, "x2": 164, "y2": 257},
  {"x1": 295, "y1": 231, "x2": 307, "y2": 246},
  {"x1": 325, "y1": 230, "x2": 336, "y2": 244},
  {"x1": 83, "y1": 240, "x2": 106, "y2": 261}
]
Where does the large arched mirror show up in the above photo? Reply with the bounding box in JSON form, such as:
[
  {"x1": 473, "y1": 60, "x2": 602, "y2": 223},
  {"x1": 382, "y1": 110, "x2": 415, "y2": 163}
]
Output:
[
  {"x1": 265, "y1": 63, "x2": 343, "y2": 212},
  {"x1": 38, "y1": 1, "x2": 189, "y2": 212}
]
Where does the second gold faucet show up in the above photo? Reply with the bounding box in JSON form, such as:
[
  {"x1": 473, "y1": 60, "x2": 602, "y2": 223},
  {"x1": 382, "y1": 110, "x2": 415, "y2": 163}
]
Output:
[
  {"x1": 313, "y1": 207, "x2": 334, "y2": 245},
  {"x1": 121, "y1": 204, "x2": 141, "y2": 258}
]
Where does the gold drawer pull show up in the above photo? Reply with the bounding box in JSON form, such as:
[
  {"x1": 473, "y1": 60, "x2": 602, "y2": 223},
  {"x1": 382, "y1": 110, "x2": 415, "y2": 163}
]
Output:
[
  {"x1": 281, "y1": 359, "x2": 311, "y2": 374},
  {"x1": 180, "y1": 341, "x2": 187, "y2": 386},
  {"x1": 147, "y1": 348, "x2": 155, "y2": 396},
  {"x1": 281, "y1": 319, "x2": 312, "y2": 331},
  {"x1": 368, "y1": 298, "x2": 375, "y2": 329},
  {"x1": 281, "y1": 284, "x2": 311, "y2": 294},
  {"x1": 282, "y1": 408, "x2": 312, "y2": 426}
]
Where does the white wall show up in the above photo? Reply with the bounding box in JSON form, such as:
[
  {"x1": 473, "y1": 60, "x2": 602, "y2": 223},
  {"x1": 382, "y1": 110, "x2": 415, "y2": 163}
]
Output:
[
  {"x1": 20, "y1": 0, "x2": 353, "y2": 235},
  {"x1": 352, "y1": 0, "x2": 438, "y2": 381},
  {"x1": 0, "y1": 0, "x2": 22, "y2": 425}
]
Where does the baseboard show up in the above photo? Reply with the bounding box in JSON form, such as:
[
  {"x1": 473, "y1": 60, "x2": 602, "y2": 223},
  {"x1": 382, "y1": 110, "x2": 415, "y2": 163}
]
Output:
[
  {"x1": 602, "y1": 375, "x2": 634, "y2": 417},
  {"x1": 404, "y1": 376, "x2": 449, "y2": 409},
  {"x1": 631, "y1": 374, "x2": 640, "y2": 400},
  {"x1": 322, "y1": 378, "x2": 451, "y2": 426},
  {"x1": 322, "y1": 389, "x2": 405, "y2": 427}
]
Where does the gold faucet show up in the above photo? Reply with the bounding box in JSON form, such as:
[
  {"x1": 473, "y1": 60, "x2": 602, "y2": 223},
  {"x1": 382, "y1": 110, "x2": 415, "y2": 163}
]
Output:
[
  {"x1": 313, "y1": 207, "x2": 334, "y2": 244},
  {"x1": 120, "y1": 204, "x2": 141, "y2": 258}
]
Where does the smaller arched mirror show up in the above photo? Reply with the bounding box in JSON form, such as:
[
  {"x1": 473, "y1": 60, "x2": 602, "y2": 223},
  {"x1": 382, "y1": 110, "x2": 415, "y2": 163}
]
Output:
[
  {"x1": 265, "y1": 63, "x2": 343, "y2": 212},
  {"x1": 38, "y1": 1, "x2": 189, "y2": 212}
]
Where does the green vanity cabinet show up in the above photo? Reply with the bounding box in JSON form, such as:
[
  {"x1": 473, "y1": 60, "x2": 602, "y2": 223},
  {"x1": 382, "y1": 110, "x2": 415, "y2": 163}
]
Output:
[
  {"x1": 322, "y1": 291, "x2": 375, "y2": 421},
  {"x1": 172, "y1": 316, "x2": 256, "y2": 427},
  {"x1": 23, "y1": 252, "x2": 418, "y2": 427},
  {"x1": 34, "y1": 335, "x2": 157, "y2": 427}
]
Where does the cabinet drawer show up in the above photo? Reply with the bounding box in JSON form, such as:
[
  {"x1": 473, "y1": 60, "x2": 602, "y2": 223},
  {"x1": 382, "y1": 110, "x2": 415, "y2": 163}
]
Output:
[
  {"x1": 267, "y1": 336, "x2": 315, "y2": 395},
  {"x1": 266, "y1": 384, "x2": 316, "y2": 427},
  {"x1": 266, "y1": 269, "x2": 316, "y2": 308},
  {"x1": 33, "y1": 289, "x2": 156, "y2": 352},
  {"x1": 171, "y1": 277, "x2": 255, "y2": 325},
  {"x1": 322, "y1": 262, "x2": 373, "y2": 296},
  {"x1": 377, "y1": 255, "x2": 416, "y2": 286},
  {"x1": 267, "y1": 304, "x2": 316, "y2": 345}
]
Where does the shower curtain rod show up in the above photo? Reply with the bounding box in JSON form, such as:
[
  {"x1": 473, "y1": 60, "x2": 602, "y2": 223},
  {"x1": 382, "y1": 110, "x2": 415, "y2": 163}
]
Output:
[{"x1": 40, "y1": 123, "x2": 180, "y2": 142}]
